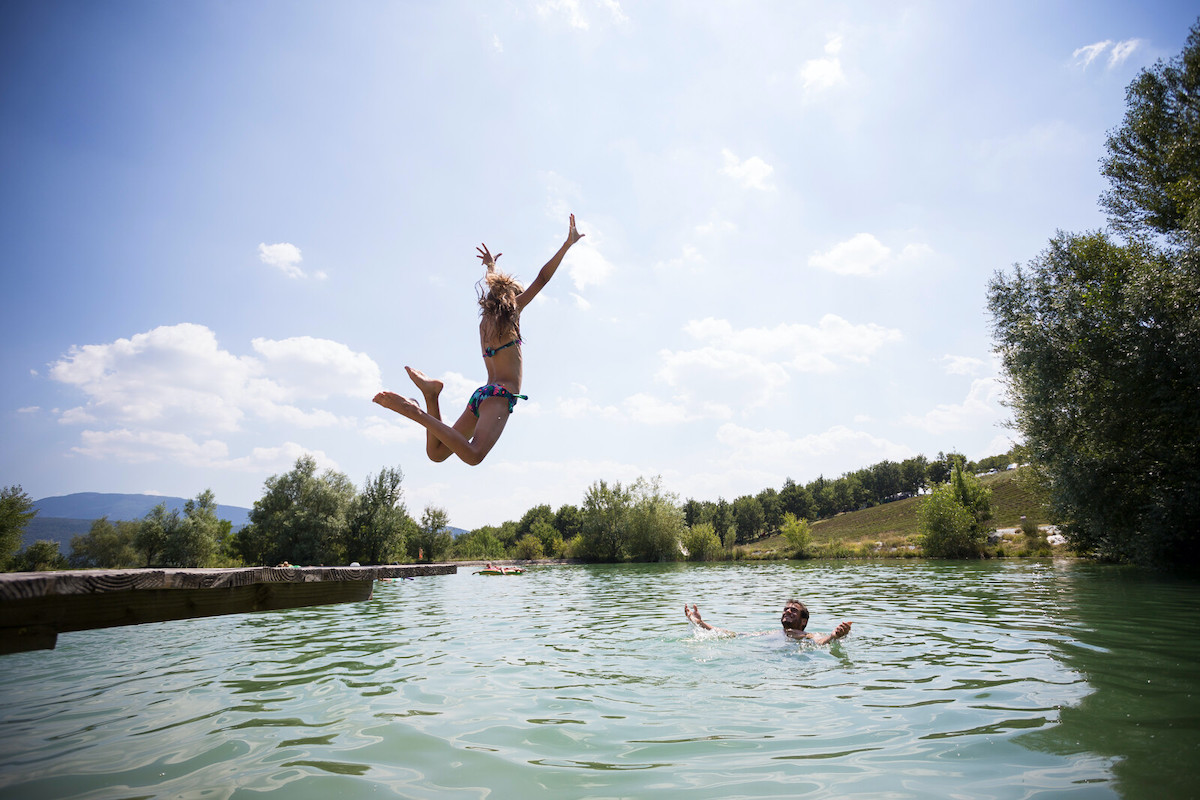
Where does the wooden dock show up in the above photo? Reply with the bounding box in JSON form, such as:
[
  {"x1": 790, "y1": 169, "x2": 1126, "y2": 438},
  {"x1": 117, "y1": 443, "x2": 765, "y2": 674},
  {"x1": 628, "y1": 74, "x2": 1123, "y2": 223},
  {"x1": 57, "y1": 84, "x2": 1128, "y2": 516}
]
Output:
[{"x1": 0, "y1": 563, "x2": 456, "y2": 655}]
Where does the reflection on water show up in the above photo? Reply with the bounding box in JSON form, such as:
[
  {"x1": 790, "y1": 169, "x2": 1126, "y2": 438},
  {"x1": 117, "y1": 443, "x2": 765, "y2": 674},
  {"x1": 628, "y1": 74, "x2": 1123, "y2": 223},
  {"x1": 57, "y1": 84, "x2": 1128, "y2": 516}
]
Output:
[{"x1": 0, "y1": 561, "x2": 1197, "y2": 799}]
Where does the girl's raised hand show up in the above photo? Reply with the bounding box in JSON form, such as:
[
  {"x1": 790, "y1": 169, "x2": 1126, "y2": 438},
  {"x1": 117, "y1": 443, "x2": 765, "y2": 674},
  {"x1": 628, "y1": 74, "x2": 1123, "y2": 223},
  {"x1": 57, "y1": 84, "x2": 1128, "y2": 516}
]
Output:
[
  {"x1": 567, "y1": 213, "x2": 584, "y2": 246},
  {"x1": 476, "y1": 244, "x2": 501, "y2": 270}
]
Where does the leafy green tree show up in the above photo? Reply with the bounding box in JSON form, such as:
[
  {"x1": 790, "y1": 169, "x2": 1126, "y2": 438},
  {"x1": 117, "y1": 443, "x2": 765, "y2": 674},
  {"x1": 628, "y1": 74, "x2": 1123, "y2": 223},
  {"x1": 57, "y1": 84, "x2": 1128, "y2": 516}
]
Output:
[
  {"x1": 69, "y1": 517, "x2": 141, "y2": 568},
  {"x1": 756, "y1": 488, "x2": 783, "y2": 533},
  {"x1": 513, "y1": 534, "x2": 544, "y2": 560},
  {"x1": 1101, "y1": 19, "x2": 1200, "y2": 245},
  {"x1": 731, "y1": 495, "x2": 765, "y2": 543},
  {"x1": 529, "y1": 519, "x2": 562, "y2": 558},
  {"x1": 681, "y1": 522, "x2": 723, "y2": 561},
  {"x1": 918, "y1": 465, "x2": 992, "y2": 558},
  {"x1": 626, "y1": 477, "x2": 685, "y2": 562},
  {"x1": 0, "y1": 485, "x2": 36, "y2": 570},
  {"x1": 453, "y1": 526, "x2": 507, "y2": 560},
  {"x1": 345, "y1": 467, "x2": 413, "y2": 564},
  {"x1": 578, "y1": 479, "x2": 633, "y2": 562},
  {"x1": 136, "y1": 503, "x2": 179, "y2": 567},
  {"x1": 242, "y1": 455, "x2": 355, "y2": 565},
  {"x1": 780, "y1": 512, "x2": 812, "y2": 558},
  {"x1": 554, "y1": 504, "x2": 584, "y2": 541},
  {"x1": 990, "y1": 21, "x2": 1200, "y2": 567},
  {"x1": 161, "y1": 490, "x2": 223, "y2": 567},
  {"x1": 516, "y1": 504, "x2": 555, "y2": 541},
  {"x1": 14, "y1": 540, "x2": 67, "y2": 571},
  {"x1": 412, "y1": 505, "x2": 453, "y2": 562},
  {"x1": 779, "y1": 478, "x2": 816, "y2": 521},
  {"x1": 900, "y1": 456, "x2": 930, "y2": 496}
]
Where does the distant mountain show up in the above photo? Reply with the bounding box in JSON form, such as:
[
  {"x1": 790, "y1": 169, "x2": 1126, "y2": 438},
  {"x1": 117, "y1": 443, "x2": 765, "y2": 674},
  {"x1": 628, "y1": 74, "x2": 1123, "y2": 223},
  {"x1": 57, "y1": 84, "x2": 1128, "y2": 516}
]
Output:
[{"x1": 29, "y1": 492, "x2": 251, "y2": 538}]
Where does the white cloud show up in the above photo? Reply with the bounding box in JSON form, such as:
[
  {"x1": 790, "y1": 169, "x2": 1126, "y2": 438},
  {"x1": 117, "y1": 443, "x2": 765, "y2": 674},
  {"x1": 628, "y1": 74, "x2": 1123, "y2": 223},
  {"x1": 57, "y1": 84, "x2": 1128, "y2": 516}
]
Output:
[
  {"x1": 1073, "y1": 39, "x2": 1140, "y2": 70},
  {"x1": 654, "y1": 315, "x2": 901, "y2": 414},
  {"x1": 17, "y1": 406, "x2": 39, "y2": 414},
  {"x1": 716, "y1": 422, "x2": 913, "y2": 477},
  {"x1": 1108, "y1": 39, "x2": 1140, "y2": 67},
  {"x1": 492, "y1": 34, "x2": 503, "y2": 53},
  {"x1": 536, "y1": 0, "x2": 627, "y2": 29},
  {"x1": 903, "y1": 376, "x2": 1007, "y2": 434},
  {"x1": 571, "y1": 293, "x2": 591, "y2": 310},
  {"x1": 258, "y1": 242, "x2": 308, "y2": 279},
  {"x1": 808, "y1": 233, "x2": 933, "y2": 276},
  {"x1": 799, "y1": 35, "x2": 846, "y2": 92},
  {"x1": 653, "y1": 244, "x2": 704, "y2": 273},
  {"x1": 809, "y1": 233, "x2": 890, "y2": 276},
  {"x1": 1073, "y1": 40, "x2": 1111, "y2": 69},
  {"x1": 567, "y1": 244, "x2": 615, "y2": 290},
  {"x1": 721, "y1": 149, "x2": 775, "y2": 191},
  {"x1": 942, "y1": 355, "x2": 986, "y2": 376},
  {"x1": 49, "y1": 323, "x2": 381, "y2": 466},
  {"x1": 695, "y1": 216, "x2": 737, "y2": 236},
  {"x1": 251, "y1": 336, "x2": 382, "y2": 398}
]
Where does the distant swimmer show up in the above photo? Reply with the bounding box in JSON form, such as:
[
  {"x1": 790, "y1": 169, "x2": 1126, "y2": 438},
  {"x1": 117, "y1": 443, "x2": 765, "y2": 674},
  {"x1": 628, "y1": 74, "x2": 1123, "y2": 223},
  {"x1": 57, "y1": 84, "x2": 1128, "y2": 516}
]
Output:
[
  {"x1": 685, "y1": 600, "x2": 852, "y2": 645},
  {"x1": 374, "y1": 214, "x2": 584, "y2": 465}
]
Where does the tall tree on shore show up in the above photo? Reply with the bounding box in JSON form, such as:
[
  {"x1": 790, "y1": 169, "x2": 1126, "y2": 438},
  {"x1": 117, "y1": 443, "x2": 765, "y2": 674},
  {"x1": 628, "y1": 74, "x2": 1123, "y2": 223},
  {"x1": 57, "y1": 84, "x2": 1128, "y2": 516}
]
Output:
[
  {"x1": 988, "y1": 19, "x2": 1200, "y2": 566},
  {"x1": 0, "y1": 485, "x2": 36, "y2": 570}
]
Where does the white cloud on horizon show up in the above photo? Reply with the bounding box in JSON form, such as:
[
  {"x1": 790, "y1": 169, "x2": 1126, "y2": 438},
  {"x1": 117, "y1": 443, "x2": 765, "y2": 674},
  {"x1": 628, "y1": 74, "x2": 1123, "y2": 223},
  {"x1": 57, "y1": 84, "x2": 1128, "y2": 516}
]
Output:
[
  {"x1": 49, "y1": 323, "x2": 380, "y2": 466},
  {"x1": 809, "y1": 233, "x2": 933, "y2": 276},
  {"x1": 721, "y1": 149, "x2": 775, "y2": 191},
  {"x1": 799, "y1": 35, "x2": 846, "y2": 93}
]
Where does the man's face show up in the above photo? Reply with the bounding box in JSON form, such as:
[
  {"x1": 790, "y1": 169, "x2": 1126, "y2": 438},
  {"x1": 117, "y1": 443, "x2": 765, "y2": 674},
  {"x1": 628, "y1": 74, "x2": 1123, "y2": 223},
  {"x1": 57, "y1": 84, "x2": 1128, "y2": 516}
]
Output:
[{"x1": 780, "y1": 604, "x2": 806, "y2": 630}]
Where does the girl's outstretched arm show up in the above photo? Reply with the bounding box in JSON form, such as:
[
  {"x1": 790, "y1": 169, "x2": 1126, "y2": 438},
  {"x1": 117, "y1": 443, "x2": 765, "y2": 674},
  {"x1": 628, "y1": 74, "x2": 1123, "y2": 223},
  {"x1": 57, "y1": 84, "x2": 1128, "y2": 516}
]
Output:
[{"x1": 516, "y1": 214, "x2": 584, "y2": 310}]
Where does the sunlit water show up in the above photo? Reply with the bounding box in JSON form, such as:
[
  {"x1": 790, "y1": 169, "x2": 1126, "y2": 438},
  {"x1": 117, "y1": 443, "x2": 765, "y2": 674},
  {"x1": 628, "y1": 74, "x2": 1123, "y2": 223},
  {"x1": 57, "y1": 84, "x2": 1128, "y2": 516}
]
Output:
[{"x1": 1, "y1": 561, "x2": 1198, "y2": 799}]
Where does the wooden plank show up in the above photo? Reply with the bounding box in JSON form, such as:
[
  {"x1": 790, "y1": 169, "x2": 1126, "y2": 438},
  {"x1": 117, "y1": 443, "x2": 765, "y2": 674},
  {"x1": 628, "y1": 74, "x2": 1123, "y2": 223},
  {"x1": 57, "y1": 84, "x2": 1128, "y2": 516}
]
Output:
[{"x1": 0, "y1": 564, "x2": 455, "y2": 655}]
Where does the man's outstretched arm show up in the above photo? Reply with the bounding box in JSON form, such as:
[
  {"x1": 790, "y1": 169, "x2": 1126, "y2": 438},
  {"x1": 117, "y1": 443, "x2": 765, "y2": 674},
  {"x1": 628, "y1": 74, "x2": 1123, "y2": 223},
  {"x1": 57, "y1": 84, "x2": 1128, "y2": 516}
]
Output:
[
  {"x1": 684, "y1": 604, "x2": 737, "y2": 637},
  {"x1": 809, "y1": 621, "x2": 853, "y2": 646}
]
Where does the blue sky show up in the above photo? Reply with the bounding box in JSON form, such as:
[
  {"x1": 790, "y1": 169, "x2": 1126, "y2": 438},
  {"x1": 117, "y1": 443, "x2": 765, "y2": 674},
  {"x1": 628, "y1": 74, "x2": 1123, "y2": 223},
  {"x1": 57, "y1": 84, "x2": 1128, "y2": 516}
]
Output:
[{"x1": 3, "y1": 1, "x2": 1196, "y2": 530}]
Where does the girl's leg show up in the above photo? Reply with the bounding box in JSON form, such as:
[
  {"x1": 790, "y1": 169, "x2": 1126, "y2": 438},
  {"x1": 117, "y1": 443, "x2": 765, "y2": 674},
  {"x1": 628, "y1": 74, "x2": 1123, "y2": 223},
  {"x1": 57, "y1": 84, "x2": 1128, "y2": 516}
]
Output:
[
  {"x1": 405, "y1": 367, "x2": 466, "y2": 462},
  {"x1": 372, "y1": 392, "x2": 511, "y2": 466}
]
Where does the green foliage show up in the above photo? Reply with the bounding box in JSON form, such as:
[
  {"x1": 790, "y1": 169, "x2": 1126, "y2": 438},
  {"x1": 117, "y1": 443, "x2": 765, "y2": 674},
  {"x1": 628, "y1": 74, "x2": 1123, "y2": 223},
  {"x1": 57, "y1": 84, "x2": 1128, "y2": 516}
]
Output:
[
  {"x1": 578, "y1": 479, "x2": 633, "y2": 561},
  {"x1": 162, "y1": 490, "x2": 223, "y2": 567},
  {"x1": 989, "y1": 21, "x2": 1200, "y2": 567},
  {"x1": 513, "y1": 534, "x2": 544, "y2": 560},
  {"x1": 69, "y1": 517, "x2": 140, "y2": 569},
  {"x1": 452, "y1": 527, "x2": 507, "y2": 560},
  {"x1": 529, "y1": 519, "x2": 562, "y2": 558},
  {"x1": 681, "y1": 522, "x2": 723, "y2": 561},
  {"x1": 627, "y1": 477, "x2": 686, "y2": 562},
  {"x1": 780, "y1": 512, "x2": 812, "y2": 558},
  {"x1": 345, "y1": 466, "x2": 413, "y2": 564},
  {"x1": 13, "y1": 539, "x2": 67, "y2": 572},
  {"x1": 731, "y1": 495, "x2": 765, "y2": 543},
  {"x1": 412, "y1": 505, "x2": 453, "y2": 562},
  {"x1": 0, "y1": 485, "x2": 37, "y2": 570},
  {"x1": 240, "y1": 455, "x2": 356, "y2": 566},
  {"x1": 918, "y1": 482, "x2": 982, "y2": 558},
  {"x1": 1101, "y1": 19, "x2": 1200, "y2": 245},
  {"x1": 554, "y1": 504, "x2": 584, "y2": 540},
  {"x1": 135, "y1": 503, "x2": 179, "y2": 567}
]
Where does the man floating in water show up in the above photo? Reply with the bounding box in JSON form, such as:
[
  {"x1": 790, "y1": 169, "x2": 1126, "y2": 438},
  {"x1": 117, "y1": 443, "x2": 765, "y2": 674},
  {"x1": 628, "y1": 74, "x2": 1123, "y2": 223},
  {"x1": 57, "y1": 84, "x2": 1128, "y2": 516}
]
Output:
[
  {"x1": 685, "y1": 600, "x2": 852, "y2": 644},
  {"x1": 373, "y1": 214, "x2": 584, "y2": 465}
]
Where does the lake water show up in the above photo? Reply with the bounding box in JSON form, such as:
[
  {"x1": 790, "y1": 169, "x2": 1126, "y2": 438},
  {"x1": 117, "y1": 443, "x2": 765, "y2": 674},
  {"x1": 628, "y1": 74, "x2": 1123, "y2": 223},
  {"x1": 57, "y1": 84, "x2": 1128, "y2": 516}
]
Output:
[{"x1": 1, "y1": 561, "x2": 1197, "y2": 799}]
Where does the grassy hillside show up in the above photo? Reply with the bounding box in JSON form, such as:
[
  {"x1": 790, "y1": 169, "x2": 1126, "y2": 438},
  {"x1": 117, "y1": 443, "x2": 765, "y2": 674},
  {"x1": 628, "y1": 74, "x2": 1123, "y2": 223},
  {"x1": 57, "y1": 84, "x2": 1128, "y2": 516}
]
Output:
[{"x1": 743, "y1": 468, "x2": 1052, "y2": 558}]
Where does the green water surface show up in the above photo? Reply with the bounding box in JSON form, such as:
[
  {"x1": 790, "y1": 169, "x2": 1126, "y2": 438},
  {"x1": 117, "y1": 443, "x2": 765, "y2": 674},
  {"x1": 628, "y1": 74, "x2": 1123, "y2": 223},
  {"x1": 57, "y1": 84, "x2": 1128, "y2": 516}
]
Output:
[{"x1": 1, "y1": 560, "x2": 1197, "y2": 799}]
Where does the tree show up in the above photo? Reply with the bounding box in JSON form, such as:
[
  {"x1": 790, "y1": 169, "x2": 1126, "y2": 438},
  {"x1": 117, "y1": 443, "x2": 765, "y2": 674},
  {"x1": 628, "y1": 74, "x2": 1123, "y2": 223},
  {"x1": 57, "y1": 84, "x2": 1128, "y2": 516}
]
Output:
[
  {"x1": 516, "y1": 504, "x2": 555, "y2": 541},
  {"x1": 756, "y1": 488, "x2": 784, "y2": 533},
  {"x1": 918, "y1": 483, "x2": 981, "y2": 559},
  {"x1": 412, "y1": 506, "x2": 453, "y2": 562},
  {"x1": 1101, "y1": 20, "x2": 1200, "y2": 246},
  {"x1": 529, "y1": 519, "x2": 562, "y2": 558},
  {"x1": 136, "y1": 503, "x2": 180, "y2": 567},
  {"x1": 13, "y1": 540, "x2": 67, "y2": 571},
  {"x1": 70, "y1": 517, "x2": 141, "y2": 568},
  {"x1": 162, "y1": 490, "x2": 223, "y2": 567},
  {"x1": 554, "y1": 504, "x2": 584, "y2": 540},
  {"x1": 780, "y1": 513, "x2": 812, "y2": 558},
  {"x1": 731, "y1": 495, "x2": 765, "y2": 543},
  {"x1": 452, "y1": 526, "x2": 507, "y2": 560},
  {"x1": 578, "y1": 480, "x2": 632, "y2": 562},
  {"x1": 779, "y1": 479, "x2": 816, "y2": 521},
  {"x1": 242, "y1": 455, "x2": 356, "y2": 566},
  {"x1": 681, "y1": 522, "x2": 723, "y2": 561},
  {"x1": 345, "y1": 467, "x2": 412, "y2": 564},
  {"x1": 0, "y1": 485, "x2": 36, "y2": 570},
  {"x1": 513, "y1": 534, "x2": 544, "y2": 561},
  {"x1": 626, "y1": 477, "x2": 685, "y2": 562}
]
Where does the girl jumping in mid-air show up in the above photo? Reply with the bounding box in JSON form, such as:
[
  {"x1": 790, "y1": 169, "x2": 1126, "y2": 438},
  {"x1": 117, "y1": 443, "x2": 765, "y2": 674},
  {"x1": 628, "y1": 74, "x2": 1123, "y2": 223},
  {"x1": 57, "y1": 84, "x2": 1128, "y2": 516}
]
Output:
[{"x1": 373, "y1": 214, "x2": 584, "y2": 465}]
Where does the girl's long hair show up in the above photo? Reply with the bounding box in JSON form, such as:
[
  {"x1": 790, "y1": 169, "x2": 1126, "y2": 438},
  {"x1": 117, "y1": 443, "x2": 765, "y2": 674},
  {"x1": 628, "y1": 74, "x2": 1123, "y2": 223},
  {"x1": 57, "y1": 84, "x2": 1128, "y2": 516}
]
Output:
[{"x1": 478, "y1": 271, "x2": 524, "y2": 343}]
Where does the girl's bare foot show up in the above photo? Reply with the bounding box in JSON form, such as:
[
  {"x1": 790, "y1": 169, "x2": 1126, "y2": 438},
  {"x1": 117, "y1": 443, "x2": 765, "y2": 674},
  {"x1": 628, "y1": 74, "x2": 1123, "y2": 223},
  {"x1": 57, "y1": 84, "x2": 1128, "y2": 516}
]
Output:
[
  {"x1": 405, "y1": 367, "x2": 443, "y2": 400},
  {"x1": 373, "y1": 391, "x2": 423, "y2": 419}
]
